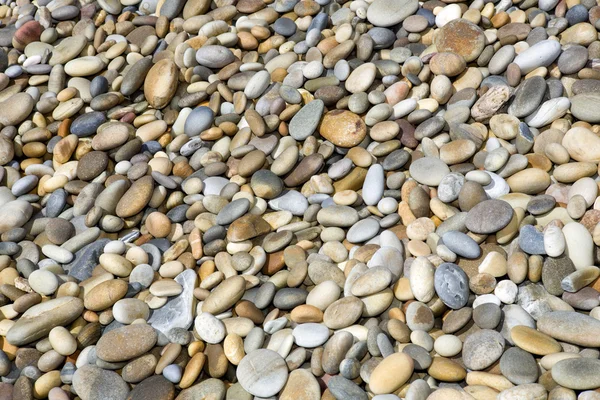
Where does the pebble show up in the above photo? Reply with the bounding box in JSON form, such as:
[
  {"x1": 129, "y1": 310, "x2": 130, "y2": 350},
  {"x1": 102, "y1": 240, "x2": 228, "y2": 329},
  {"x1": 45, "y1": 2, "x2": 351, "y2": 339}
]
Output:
[
  {"x1": 442, "y1": 231, "x2": 481, "y2": 259},
  {"x1": 465, "y1": 199, "x2": 514, "y2": 234},
  {"x1": 367, "y1": 0, "x2": 418, "y2": 27},
  {"x1": 462, "y1": 329, "x2": 505, "y2": 371},
  {"x1": 513, "y1": 40, "x2": 562, "y2": 74},
  {"x1": 369, "y1": 353, "x2": 414, "y2": 394},
  {"x1": 552, "y1": 358, "x2": 600, "y2": 390},
  {"x1": 434, "y1": 263, "x2": 469, "y2": 310},
  {"x1": 289, "y1": 100, "x2": 324, "y2": 141},
  {"x1": 237, "y1": 349, "x2": 288, "y2": 397}
]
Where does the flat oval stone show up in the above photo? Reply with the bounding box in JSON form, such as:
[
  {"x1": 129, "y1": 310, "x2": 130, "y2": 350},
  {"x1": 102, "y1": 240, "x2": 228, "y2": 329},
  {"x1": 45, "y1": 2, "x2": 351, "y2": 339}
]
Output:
[
  {"x1": 409, "y1": 157, "x2": 450, "y2": 186},
  {"x1": 320, "y1": 110, "x2": 367, "y2": 148},
  {"x1": 496, "y1": 384, "x2": 547, "y2": 400},
  {"x1": 115, "y1": 175, "x2": 154, "y2": 218},
  {"x1": 6, "y1": 297, "x2": 83, "y2": 346},
  {"x1": 552, "y1": 358, "x2": 600, "y2": 390},
  {"x1": 347, "y1": 218, "x2": 380, "y2": 243},
  {"x1": 434, "y1": 263, "x2": 469, "y2": 309},
  {"x1": 0, "y1": 93, "x2": 35, "y2": 127},
  {"x1": 289, "y1": 100, "x2": 324, "y2": 141},
  {"x1": 518, "y1": 225, "x2": 546, "y2": 255},
  {"x1": 280, "y1": 369, "x2": 321, "y2": 400},
  {"x1": 367, "y1": 0, "x2": 418, "y2": 27},
  {"x1": 351, "y1": 266, "x2": 393, "y2": 297},
  {"x1": 317, "y1": 205, "x2": 359, "y2": 227},
  {"x1": 465, "y1": 199, "x2": 514, "y2": 234},
  {"x1": 513, "y1": 39, "x2": 562, "y2": 74},
  {"x1": 328, "y1": 376, "x2": 367, "y2": 400},
  {"x1": 95, "y1": 323, "x2": 158, "y2": 362},
  {"x1": 70, "y1": 111, "x2": 107, "y2": 137},
  {"x1": 49, "y1": 36, "x2": 88, "y2": 65},
  {"x1": 72, "y1": 365, "x2": 130, "y2": 400},
  {"x1": 369, "y1": 353, "x2": 414, "y2": 394},
  {"x1": 571, "y1": 93, "x2": 600, "y2": 124},
  {"x1": 434, "y1": 19, "x2": 485, "y2": 62},
  {"x1": 236, "y1": 349, "x2": 288, "y2": 397},
  {"x1": 323, "y1": 296, "x2": 363, "y2": 329},
  {"x1": 362, "y1": 164, "x2": 384, "y2": 206},
  {"x1": 538, "y1": 311, "x2": 600, "y2": 347},
  {"x1": 64, "y1": 56, "x2": 105, "y2": 76},
  {"x1": 442, "y1": 231, "x2": 481, "y2": 259},
  {"x1": 292, "y1": 323, "x2": 329, "y2": 348},
  {"x1": 500, "y1": 347, "x2": 539, "y2": 385},
  {"x1": 202, "y1": 276, "x2": 246, "y2": 314},
  {"x1": 194, "y1": 312, "x2": 225, "y2": 344},
  {"x1": 196, "y1": 45, "x2": 236, "y2": 68},
  {"x1": 144, "y1": 59, "x2": 178, "y2": 109},
  {"x1": 184, "y1": 106, "x2": 214, "y2": 137}
]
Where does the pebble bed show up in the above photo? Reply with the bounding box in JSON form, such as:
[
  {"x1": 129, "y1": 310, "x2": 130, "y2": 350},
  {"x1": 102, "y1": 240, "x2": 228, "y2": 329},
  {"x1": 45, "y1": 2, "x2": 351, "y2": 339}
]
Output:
[{"x1": 0, "y1": 0, "x2": 599, "y2": 399}]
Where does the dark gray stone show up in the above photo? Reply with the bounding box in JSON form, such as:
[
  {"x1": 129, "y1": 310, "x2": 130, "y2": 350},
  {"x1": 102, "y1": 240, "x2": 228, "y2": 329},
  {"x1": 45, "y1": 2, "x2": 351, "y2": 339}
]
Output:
[
  {"x1": 508, "y1": 76, "x2": 547, "y2": 118},
  {"x1": 273, "y1": 18, "x2": 297, "y2": 36},
  {"x1": 526, "y1": 194, "x2": 556, "y2": 215},
  {"x1": 70, "y1": 111, "x2": 107, "y2": 137},
  {"x1": 64, "y1": 239, "x2": 111, "y2": 281},
  {"x1": 328, "y1": 376, "x2": 368, "y2": 400}
]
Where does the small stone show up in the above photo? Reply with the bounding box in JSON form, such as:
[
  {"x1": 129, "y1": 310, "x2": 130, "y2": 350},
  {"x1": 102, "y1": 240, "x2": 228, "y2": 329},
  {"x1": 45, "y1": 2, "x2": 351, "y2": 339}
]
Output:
[{"x1": 434, "y1": 263, "x2": 469, "y2": 309}]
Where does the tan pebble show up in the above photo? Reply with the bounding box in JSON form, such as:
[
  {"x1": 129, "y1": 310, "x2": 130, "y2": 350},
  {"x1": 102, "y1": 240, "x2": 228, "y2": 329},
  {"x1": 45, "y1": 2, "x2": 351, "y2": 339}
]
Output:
[{"x1": 511, "y1": 325, "x2": 562, "y2": 355}]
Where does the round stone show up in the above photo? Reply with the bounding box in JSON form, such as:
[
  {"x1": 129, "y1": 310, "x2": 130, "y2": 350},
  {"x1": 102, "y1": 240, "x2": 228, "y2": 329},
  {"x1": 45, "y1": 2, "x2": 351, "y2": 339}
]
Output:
[
  {"x1": 320, "y1": 110, "x2": 367, "y2": 148},
  {"x1": 462, "y1": 329, "x2": 505, "y2": 371},
  {"x1": 236, "y1": 349, "x2": 288, "y2": 398},
  {"x1": 434, "y1": 19, "x2": 486, "y2": 62}
]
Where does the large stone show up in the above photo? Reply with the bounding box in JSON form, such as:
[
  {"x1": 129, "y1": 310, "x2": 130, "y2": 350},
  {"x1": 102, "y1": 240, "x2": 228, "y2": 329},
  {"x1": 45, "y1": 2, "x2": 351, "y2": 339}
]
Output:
[
  {"x1": 144, "y1": 59, "x2": 178, "y2": 109},
  {"x1": 366, "y1": 0, "x2": 418, "y2": 27},
  {"x1": 7, "y1": 297, "x2": 84, "y2": 346},
  {"x1": 462, "y1": 329, "x2": 505, "y2": 370},
  {"x1": 95, "y1": 323, "x2": 158, "y2": 362},
  {"x1": 538, "y1": 311, "x2": 600, "y2": 347},
  {"x1": 465, "y1": 199, "x2": 514, "y2": 234},
  {"x1": 434, "y1": 19, "x2": 486, "y2": 62},
  {"x1": 237, "y1": 349, "x2": 288, "y2": 397},
  {"x1": 72, "y1": 365, "x2": 130, "y2": 400},
  {"x1": 552, "y1": 358, "x2": 600, "y2": 390}
]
